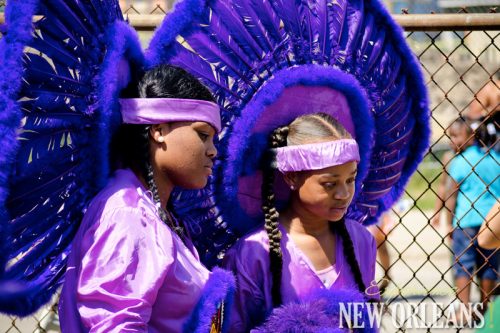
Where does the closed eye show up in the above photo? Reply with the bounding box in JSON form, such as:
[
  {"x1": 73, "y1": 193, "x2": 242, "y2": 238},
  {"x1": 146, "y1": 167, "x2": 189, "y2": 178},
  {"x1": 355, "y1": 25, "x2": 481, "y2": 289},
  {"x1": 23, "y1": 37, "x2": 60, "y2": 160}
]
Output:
[{"x1": 198, "y1": 131, "x2": 210, "y2": 141}]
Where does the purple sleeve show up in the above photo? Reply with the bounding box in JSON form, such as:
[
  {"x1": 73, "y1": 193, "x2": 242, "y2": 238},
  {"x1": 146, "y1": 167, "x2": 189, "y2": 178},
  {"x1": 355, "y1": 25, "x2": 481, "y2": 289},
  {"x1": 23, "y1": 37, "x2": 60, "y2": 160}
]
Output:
[
  {"x1": 77, "y1": 208, "x2": 173, "y2": 332},
  {"x1": 222, "y1": 243, "x2": 270, "y2": 333}
]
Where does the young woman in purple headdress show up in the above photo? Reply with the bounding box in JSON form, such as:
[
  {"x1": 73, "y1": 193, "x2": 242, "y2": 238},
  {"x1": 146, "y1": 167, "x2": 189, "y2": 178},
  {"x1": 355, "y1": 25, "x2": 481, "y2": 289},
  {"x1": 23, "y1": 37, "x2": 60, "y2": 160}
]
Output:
[
  {"x1": 223, "y1": 113, "x2": 379, "y2": 332},
  {"x1": 58, "y1": 64, "x2": 232, "y2": 333}
]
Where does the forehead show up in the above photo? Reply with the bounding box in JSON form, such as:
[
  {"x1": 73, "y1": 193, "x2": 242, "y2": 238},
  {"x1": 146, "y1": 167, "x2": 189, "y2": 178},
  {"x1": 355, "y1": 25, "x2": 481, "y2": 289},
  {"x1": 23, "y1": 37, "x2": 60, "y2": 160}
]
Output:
[
  {"x1": 169, "y1": 121, "x2": 216, "y2": 133},
  {"x1": 303, "y1": 161, "x2": 358, "y2": 178},
  {"x1": 449, "y1": 123, "x2": 467, "y2": 134}
]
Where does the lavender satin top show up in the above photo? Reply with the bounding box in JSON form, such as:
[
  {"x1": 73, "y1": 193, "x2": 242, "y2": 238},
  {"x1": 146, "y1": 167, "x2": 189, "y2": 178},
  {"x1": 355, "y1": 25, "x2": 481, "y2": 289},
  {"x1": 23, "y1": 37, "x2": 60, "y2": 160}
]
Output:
[
  {"x1": 59, "y1": 169, "x2": 210, "y2": 333},
  {"x1": 222, "y1": 219, "x2": 378, "y2": 332}
]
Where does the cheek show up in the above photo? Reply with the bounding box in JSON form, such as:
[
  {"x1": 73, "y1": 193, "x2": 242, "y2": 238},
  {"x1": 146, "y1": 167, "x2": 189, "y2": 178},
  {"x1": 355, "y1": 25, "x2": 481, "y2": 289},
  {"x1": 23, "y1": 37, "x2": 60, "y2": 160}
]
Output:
[
  {"x1": 297, "y1": 186, "x2": 331, "y2": 210},
  {"x1": 166, "y1": 135, "x2": 204, "y2": 164},
  {"x1": 158, "y1": 139, "x2": 208, "y2": 188}
]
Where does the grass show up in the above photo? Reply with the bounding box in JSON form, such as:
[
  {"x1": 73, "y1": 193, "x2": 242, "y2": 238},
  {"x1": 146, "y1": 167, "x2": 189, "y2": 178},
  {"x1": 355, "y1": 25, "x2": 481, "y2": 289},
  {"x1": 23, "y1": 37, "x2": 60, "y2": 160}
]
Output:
[{"x1": 402, "y1": 153, "x2": 446, "y2": 212}]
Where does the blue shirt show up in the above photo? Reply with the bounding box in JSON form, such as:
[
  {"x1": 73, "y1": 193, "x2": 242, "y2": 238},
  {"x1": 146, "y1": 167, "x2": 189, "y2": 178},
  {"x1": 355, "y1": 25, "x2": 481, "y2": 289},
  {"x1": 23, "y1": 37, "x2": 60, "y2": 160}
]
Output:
[{"x1": 449, "y1": 145, "x2": 500, "y2": 228}]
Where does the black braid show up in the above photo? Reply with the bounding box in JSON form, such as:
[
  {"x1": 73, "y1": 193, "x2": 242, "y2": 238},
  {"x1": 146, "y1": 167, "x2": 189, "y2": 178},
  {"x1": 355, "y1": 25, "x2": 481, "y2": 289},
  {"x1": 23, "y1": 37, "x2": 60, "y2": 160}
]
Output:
[
  {"x1": 262, "y1": 126, "x2": 289, "y2": 307},
  {"x1": 330, "y1": 218, "x2": 366, "y2": 293},
  {"x1": 140, "y1": 128, "x2": 184, "y2": 239}
]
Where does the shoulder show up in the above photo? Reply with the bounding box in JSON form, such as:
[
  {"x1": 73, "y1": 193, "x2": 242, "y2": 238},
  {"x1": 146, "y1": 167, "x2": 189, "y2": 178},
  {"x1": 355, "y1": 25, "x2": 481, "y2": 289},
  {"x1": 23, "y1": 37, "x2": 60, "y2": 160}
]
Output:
[
  {"x1": 223, "y1": 226, "x2": 270, "y2": 268},
  {"x1": 345, "y1": 219, "x2": 374, "y2": 241},
  {"x1": 81, "y1": 172, "x2": 173, "y2": 250},
  {"x1": 228, "y1": 226, "x2": 270, "y2": 255},
  {"x1": 85, "y1": 169, "x2": 158, "y2": 224},
  {"x1": 344, "y1": 219, "x2": 375, "y2": 249}
]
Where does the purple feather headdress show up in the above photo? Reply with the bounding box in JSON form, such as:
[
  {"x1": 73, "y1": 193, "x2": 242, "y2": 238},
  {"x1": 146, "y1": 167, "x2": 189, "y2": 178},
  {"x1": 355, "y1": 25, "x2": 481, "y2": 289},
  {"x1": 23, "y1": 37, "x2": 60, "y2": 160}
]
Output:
[
  {"x1": 0, "y1": 0, "x2": 146, "y2": 315},
  {"x1": 147, "y1": 0, "x2": 430, "y2": 265}
]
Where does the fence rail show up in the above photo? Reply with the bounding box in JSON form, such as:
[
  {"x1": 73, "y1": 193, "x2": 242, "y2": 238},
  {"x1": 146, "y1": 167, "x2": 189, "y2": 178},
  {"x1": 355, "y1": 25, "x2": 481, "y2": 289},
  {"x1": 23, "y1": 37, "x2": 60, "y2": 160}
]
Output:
[
  {"x1": 1, "y1": 13, "x2": 500, "y2": 30},
  {"x1": 0, "y1": 4, "x2": 499, "y2": 333}
]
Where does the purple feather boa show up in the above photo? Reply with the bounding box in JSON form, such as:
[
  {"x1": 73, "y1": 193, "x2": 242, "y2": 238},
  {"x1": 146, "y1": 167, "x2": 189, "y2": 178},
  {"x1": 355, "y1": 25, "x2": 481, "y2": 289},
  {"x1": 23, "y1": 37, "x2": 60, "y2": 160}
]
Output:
[
  {"x1": 183, "y1": 267, "x2": 236, "y2": 333},
  {"x1": 0, "y1": 4, "x2": 144, "y2": 316},
  {"x1": 146, "y1": 0, "x2": 207, "y2": 67},
  {"x1": 255, "y1": 288, "x2": 379, "y2": 332},
  {"x1": 364, "y1": 0, "x2": 431, "y2": 221},
  {"x1": 0, "y1": 0, "x2": 38, "y2": 275},
  {"x1": 95, "y1": 20, "x2": 145, "y2": 190}
]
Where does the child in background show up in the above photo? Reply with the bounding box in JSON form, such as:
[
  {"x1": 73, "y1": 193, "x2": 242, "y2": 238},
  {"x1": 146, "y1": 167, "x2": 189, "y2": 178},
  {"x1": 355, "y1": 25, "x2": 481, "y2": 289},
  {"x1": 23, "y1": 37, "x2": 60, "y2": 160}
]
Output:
[
  {"x1": 432, "y1": 118, "x2": 476, "y2": 232},
  {"x1": 445, "y1": 118, "x2": 500, "y2": 317}
]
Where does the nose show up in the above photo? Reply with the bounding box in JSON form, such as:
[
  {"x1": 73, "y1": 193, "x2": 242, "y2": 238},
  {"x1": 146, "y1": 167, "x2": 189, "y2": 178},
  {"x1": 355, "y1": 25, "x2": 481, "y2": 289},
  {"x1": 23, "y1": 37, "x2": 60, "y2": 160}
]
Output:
[
  {"x1": 207, "y1": 139, "x2": 218, "y2": 159},
  {"x1": 333, "y1": 183, "x2": 351, "y2": 200}
]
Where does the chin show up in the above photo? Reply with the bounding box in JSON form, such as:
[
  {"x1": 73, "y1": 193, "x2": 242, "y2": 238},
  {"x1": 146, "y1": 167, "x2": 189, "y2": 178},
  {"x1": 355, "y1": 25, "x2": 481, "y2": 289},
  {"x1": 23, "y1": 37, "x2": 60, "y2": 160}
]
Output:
[
  {"x1": 327, "y1": 213, "x2": 345, "y2": 222},
  {"x1": 181, "y1": 178, "x2": 208, "y2": 190}
]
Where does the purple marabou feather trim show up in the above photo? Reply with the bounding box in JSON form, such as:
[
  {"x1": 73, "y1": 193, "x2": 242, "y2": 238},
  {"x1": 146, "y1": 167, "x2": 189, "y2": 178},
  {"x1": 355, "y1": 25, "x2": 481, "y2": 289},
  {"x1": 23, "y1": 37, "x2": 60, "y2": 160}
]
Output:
[
  {"x1": 255, "y1": 288, "x2": 377, "y2": 332},
  {"x1": 95, "y1": 21, "x2": 145, "y2": 190},
  {"x1": 145, "y1": 0, "x2": 207, "y2": 67},
  {"x1": 365, "y1": 0, "x2": 430, "y2": 222},
  {"x1": 183, "y1": 267, "x2": 236, "y2": 333},
  {"x1": 220, "y1": 65, "x2": 374, "y2": 235},
  {"x1": 0, "y1": 0, "x2": 38, "y2": 275}
]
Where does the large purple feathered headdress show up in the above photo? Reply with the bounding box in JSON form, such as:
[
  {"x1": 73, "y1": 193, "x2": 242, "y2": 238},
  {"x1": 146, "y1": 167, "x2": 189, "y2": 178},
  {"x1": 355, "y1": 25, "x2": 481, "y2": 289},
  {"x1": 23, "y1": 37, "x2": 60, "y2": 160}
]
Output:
[
  {"x1": 147, "y1": 0, "x2": 430, "y2": 265},
  {"x1": 0, "y1": 0, "x2": 147, "y2": 315}
]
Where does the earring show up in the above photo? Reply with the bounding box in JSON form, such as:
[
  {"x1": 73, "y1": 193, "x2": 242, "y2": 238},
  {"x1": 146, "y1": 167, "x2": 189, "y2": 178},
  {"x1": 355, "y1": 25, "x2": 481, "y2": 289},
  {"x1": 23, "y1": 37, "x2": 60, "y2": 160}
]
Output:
[
  {"x1": 158, "y1": 136, "x2": 165, "y2": 143},
  {"x1": 290, "y1": 185, "x2": 296, "y2": 190}
]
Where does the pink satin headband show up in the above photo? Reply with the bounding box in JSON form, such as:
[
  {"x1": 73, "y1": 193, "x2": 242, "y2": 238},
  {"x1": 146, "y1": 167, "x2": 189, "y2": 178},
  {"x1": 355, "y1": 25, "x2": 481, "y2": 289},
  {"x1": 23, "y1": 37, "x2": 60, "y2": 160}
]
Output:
[
  {"x1": 119, "y1": 98, "x2": 222, "y2": 133},
  {"x1": 275, "y1": 139, "x2": 360, "y2": 172}
]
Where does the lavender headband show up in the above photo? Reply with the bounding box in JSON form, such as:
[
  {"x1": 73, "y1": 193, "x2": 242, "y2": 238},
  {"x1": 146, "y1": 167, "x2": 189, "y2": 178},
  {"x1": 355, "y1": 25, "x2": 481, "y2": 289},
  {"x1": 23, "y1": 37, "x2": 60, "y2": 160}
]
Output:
[
  {"x1": 275, "y1": 139, "x2": 360, "y2": 172},
  {"x1": 119, "y1": 98, "x2": 222, "y2": 133}
]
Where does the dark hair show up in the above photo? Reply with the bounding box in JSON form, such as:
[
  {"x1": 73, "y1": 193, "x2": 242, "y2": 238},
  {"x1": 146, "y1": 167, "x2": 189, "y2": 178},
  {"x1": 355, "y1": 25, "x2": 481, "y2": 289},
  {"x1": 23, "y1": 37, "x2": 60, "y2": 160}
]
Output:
[
  {"x1": 262, "y1": 113, "x2": 366, "y2": 307},
  {"x1": 111, "y1": 64, "x2": 215, "y2": 236}
]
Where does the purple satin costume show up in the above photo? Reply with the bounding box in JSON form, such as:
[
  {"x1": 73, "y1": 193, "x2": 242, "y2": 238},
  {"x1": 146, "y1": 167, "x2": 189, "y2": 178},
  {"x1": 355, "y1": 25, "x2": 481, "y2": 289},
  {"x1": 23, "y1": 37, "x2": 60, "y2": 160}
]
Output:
[
  {"x1": 59, "y1": 169, "x2": 210, "y2": 332},
  {"x1": 223, "y1": 219, "x2": 378, "y2": 332}
]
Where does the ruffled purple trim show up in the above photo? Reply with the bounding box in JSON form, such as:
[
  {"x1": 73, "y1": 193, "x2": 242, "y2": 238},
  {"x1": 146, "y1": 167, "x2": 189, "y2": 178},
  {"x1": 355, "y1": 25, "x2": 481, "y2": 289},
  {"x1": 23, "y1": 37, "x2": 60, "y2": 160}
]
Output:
[
  {"x1": 365, "y1": 0, "x2": 431, "y2": 222},
  {"x1": 145, "y1": 0, "x2": 207, "y2": 67},
  {"x1": 0, "y1": 0, "x2": 38, "y2": 275},
  {"x1": 95, "y1": 20, "x2": 145, "y2": 189},
  {"x1": 183, "y1": 267, "x2": 235, "y2": 333}
]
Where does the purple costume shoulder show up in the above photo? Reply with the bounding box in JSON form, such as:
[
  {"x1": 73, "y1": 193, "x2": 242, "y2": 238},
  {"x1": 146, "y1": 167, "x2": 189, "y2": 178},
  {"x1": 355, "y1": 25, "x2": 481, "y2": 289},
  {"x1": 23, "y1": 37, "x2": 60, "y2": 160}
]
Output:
[
  {"x1": 59, "y1": 169, "x2": 210, "y2": 333},
  {"x1": 222, "y1": 219, "x2": 378, "y2": 332}
]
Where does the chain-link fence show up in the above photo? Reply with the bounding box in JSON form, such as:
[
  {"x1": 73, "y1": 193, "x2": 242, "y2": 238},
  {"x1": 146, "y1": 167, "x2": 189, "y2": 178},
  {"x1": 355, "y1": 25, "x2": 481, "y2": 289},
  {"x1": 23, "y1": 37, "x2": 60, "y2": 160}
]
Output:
[
  {"x1": 375, "y1": 18, "x2": 499, "y2": 332},
  {"x1": 0, "y1": 2, "x2": 499, "y2": 332}
]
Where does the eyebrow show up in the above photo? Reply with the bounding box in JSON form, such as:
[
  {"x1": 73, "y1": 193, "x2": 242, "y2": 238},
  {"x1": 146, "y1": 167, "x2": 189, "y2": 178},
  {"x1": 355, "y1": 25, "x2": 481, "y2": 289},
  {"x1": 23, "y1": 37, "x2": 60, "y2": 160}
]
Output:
[
  {"x1": 194, "y1": 123, "x2": 216, "y2": 135},
  {"x1": 321, "y1": 169, "x2": 358, "y2": 178}
]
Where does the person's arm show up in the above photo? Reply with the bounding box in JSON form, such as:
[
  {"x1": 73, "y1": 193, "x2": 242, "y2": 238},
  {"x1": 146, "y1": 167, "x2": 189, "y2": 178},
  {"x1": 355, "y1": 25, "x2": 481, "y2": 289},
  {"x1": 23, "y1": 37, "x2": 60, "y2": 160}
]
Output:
[
  {"x1": 76, "y1": 208, "x2": 173, "y2": 333},
  {"x1": 478, "y1": 202, "x2": 500, "y2": 249},
  {"x1": 468, "y1": 82, "x2": 492, "y2": 120},
  {"x1": 444, "y1": 177, "x2": 458, "y2": 232},
  {"x1": 431, "y1": 151, "x2": 453, "y2": 227}
]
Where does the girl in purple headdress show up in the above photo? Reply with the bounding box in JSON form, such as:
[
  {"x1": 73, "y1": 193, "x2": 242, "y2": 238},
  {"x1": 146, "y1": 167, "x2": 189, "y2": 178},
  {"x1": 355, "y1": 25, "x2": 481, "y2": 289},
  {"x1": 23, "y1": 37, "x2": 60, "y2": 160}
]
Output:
[
  {"x1": 58, "y1": 64, "x2": 232, "y2": 333},
  {"x1": 223, "y1": 113, "x2": 379, "y2": 332}
]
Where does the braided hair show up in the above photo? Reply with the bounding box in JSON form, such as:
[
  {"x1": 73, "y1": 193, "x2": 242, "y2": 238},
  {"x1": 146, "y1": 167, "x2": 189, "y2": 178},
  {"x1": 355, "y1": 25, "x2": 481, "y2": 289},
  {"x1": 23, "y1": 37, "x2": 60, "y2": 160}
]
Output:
[
  {"x1": 111, "y1": 64, "x2": 215, "y2": 238},
  {"x1": 262, "y1": 125, "x2": 289, "y2": 307},
  {"x1": 263, "y1": 113, "x2": 366, "y2": 307}
]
